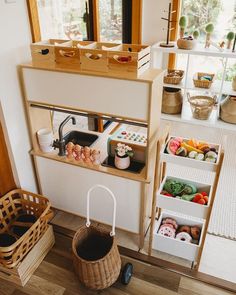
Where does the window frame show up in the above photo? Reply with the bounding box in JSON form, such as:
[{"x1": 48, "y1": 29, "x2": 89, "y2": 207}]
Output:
[{"x1": 26, "y1": 0, "x2": 142, "y2": 44}]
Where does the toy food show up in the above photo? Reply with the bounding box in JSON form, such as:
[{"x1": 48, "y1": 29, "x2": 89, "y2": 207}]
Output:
[
  {"x1": 158, "y1": 225, "x2": 176, "y2": 238},
  {"x1": 162, "y1": 218, "x2": 178, "y2": 230},
  {"x1": 180, "y1": 194, "x2": 195, "y2": 201},
  {"x1": 176, "y1": 232, "x2": 192, "y2": 243},
  {"x1": 192, "y1": 193, "x2": 208, "y2": 205},
  {"x1": 178, "y1": 225, "x2": 191, "y2": 234},
  {"x1": 166, "y1": 137, "x2": 218, "y2": 163},
  {"x1": 163, "y1": 179, "x2": 186, "y2": 196},
  {"x1": 191, "y1": 226, "x2": 201, "y2": 240},
  {"x1": 182, "y1": 183, "x2": 197, "y2": 194}
]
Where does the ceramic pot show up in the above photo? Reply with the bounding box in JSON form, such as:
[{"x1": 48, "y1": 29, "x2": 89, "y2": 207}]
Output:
[
  {"x1": 114, "y1": 154, "x2": 130, "y2": 170},
  {"x1": 162, "y1": 87, "x2": 183, "y2": 114},
  {"x1": 220, "y1": 95, "x2": 236, "y2": 124},
  {"x1": 232, "y1": 76, "x2": 236, "y2": 91}
]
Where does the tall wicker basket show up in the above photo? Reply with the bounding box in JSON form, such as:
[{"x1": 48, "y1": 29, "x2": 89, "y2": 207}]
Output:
[
  {"x1": 0, "y1": 189, "x2": 53, "y2": 268},
  {"x1": 72, "y1": 185, "x2": 121, "y2": 290}
]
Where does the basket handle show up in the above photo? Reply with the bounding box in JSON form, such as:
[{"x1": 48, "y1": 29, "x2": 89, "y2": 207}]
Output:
[{"x1": 86, "y1": 184, "x2": 117, "y2": 237}]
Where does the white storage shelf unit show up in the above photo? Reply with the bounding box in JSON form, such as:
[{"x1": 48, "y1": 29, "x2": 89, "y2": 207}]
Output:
[
  {"x1": 152, "y1": 211, "x2": 205, "y2": 262},
  {"x1": 157, "y1": 176, "x2": 212, "y2": 219},
  {"x1": 152, "y1": 42, "x2": 236, "y2": 131}
]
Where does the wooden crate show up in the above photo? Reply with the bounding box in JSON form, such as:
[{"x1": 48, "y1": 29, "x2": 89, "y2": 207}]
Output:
[
  {"x1": 54, "y1": 40, "x2": 96, "y2": 70},
  {"x1": 30, "y1": 39, "x2": 69, "y2": 68},
  {"x1": 107, "y1": 44, "x2": 150, "y2": 77},
  {"x1": 0, "y1": 225, "x2": 54, "y2": 286}
]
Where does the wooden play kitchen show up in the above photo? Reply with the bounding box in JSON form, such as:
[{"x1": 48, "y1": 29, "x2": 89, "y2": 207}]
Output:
[
  {"x1": 0, "y1": 189, "x2": 54, "y2": 286},
  {"x1": 20, "y1": 59, "x2": 163, "y2": 249},
  {"x1": 148, "y1": 134, "x2": 224, "y2": 269}
]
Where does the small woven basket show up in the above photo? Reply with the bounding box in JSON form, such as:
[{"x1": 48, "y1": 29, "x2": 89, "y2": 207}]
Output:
[
  {"x1": 188, "y1": 93, "x2": 217, "y2": 120},
  {"x1": 163, "y1": 69, "x2": 184, "y2": 85},
  {"x1": 72, "y1": 185, "x2": 121, "y2": 290},
  {"x1": 193, "y1": 72, "x2": 215, "y2": 89},
  {"x1": 0, "y1": 189, "x2": 52, "y2": 268},
  {"x1": 177, "y1": 39, "x2": 196, "y2": 50}
]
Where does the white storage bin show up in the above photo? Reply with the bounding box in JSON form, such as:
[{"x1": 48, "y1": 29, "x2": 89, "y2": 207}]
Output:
[
  {"x1": 152, "y1": 211, "x2": 205, "y2": 262},
  {"x1": 157, "y1": 176, "x2": 212, "y2": 219},
  {"x1": 161, "y1": 136, "x2": 221, "y2": 172}
]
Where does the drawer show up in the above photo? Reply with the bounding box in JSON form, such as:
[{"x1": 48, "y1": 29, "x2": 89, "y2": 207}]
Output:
[
  {"x1": 161, "y1": 136, "x2": 221, "y2": 172},
  {"x1": 152, "y1": 211, "x2": 205, "y2": 262},
  {"x1": 157, "y1": 176, "x2": 212, "y2": 219}
]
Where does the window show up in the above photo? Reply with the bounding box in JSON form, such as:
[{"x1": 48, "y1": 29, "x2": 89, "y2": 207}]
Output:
[
  {"x1": 176, "y1": 0, "x2": 236, "y2": 82},
  {"x1": 27, "y1": 0, "x2": 142, "y2": 44}
]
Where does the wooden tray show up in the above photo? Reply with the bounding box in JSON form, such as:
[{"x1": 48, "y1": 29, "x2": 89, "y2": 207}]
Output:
[{"x1": 0, "y1": 225, "x2": 54, "y2": 286}]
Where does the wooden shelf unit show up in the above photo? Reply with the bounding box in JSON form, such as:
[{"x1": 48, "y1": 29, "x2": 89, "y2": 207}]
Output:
[
  {"x1": 21, "y1": 64, "x2": 164, "y2": 249},
  {"x1": 152, "y1": 42, "x2": 236, "y2": 131},
  {"x1": 148, "y1": 132, "x2": 224, "y2": 269}
]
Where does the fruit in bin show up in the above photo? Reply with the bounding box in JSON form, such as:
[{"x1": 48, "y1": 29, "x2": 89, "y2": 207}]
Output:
[
  {"x1": 176, "y1": 146, "x2": 187, "y2": 157},
  {"x1": 182, "y1": 184, "x2": 197, "y2": 194},
  {"x1": 192, "y1": 193, "x2": 208, "y2": 205},
  {"x1": 195, "y1": 153, "x2": 204, "y2": 161},
  {"x1": 201, "y1": 191, "x2": 208, "y2": 197},
  {"x1": 161, "y1": 190, "x2": 173, "y2": 197},
  {"x1": 181, "y1": 142, "x2": 203, "y2": 154},
  {"x1": 187, "y1": 139, "x2": 199, "y2": 148},
  {"x1": 166, "y1": 138, "x2": 182, "y2": 155}
]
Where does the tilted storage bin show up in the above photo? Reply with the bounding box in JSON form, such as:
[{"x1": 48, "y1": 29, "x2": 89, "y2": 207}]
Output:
[{"x1": 0, "y1": 189, "x2": 53, "y2": 268}]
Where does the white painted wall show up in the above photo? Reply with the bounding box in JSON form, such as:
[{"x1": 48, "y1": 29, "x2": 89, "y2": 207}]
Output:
[
  {"x1": 0, "y1": 1, "x2": 37, "y2": 192},
  {"x1": 142, "y1": 0, "x2": 171, "y2": 44}
]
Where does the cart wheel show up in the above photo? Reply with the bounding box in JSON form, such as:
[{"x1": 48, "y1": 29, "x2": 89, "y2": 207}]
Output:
[{"x1": 121, "y1": 263, "x2": 133, "y2": 285}]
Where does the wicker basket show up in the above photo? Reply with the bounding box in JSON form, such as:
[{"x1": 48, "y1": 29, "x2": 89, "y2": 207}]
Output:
[
  {"x1": 177, "y1": 38, "x2": 196, "y2": 50},
  {"x1": 193, "y1": 72, "x2": 215, "y2": 89},
  {"x1": 187, "y1": 93, "x2": 217, "y2": 120},
  {"x1": 0, "y1": 189, "x2": 53, "y2": 268},
  {"x1": 163, "y1": 70, "x2": 184, "y2": 85},
  {"x1": 72, "y1": 185, "x2": 121, "y2": 290}
]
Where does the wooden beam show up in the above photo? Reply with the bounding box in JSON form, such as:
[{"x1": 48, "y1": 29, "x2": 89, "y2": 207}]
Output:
[
  {"x1": 26, "y1": 0, "x2": 41, "y2": 42},
  {"x1": 168, "y1": 0, "x2": 181, "y2": 69},
  {"x1": 132, "y1": 0, "x2": 142, "y2": 44},
  {"x1": 92, "y1": 0, "x2": 100, "y2": 41}
]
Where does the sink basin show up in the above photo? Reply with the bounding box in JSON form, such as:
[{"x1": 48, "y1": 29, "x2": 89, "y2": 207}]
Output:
[{"x1": 63, "y1": 131, "x2": 99, "y2": 147}]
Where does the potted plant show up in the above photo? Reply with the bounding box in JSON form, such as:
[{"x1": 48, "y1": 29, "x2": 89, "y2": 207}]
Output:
[
  {"x1": 205, "y1": 23, "x2": 214, "y2": 48},
  {"x1": 114, "y1": 143, "x2": 134, "y2": 170},
  {"x1": 179, "y1": 16, "x2": 188, "y2": 38},
  {"x1": 226, "y1": 32, "x2": 235, "y2": 49},
  {"x1": 193, "y1": 30, "x2": 200, "y2": 40}
]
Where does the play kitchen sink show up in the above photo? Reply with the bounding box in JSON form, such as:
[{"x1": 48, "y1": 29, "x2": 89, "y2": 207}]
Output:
[{"x1": 53, "y1": 115, "x2": 99, "y2": 156}]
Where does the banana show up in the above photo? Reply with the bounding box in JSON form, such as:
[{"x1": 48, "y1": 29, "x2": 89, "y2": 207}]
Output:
[{"x1": 181, "y1": 142, "x2": 203, "y2": 153}]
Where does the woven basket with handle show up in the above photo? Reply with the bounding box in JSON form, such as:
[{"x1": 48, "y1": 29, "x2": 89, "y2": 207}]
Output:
[
  {"x1": 0, "y1": 189, "x2": 53, "y2": 268},
  {"x1": 72, "y1": 185, "x2": 121, "y2": 290}
]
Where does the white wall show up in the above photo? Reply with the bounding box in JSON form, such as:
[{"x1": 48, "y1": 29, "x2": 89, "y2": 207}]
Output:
[
  {"x1": 0, "y1": 1, "x2": 37, "y2": 192},
  {"x1": 142, "y1": 0, "x2": 171, "y2": 45}
]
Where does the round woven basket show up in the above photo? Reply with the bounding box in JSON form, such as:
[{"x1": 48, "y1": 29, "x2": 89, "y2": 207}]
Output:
[
  {"x1": 162, "y1": 87, "x2": 183, "y2": 114},
  {"x1": 177, "y1": 38, "x2": 196, "y2": 50},
  {"x1": 188, "y1": 93, "x2": 216, "y2": 120},
  {"x1": 72, "y1": 184, "x2": 121, "y2": 290}
]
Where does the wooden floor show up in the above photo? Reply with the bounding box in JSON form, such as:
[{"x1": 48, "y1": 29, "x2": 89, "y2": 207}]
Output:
[{"x1": 0, "y1": 231, "x2": 234, "y2": 295}]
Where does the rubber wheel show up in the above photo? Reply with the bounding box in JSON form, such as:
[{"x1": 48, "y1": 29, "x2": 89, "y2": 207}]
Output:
[{"x1": 121, "y1": 263, "x2": 133, "y2": 285}]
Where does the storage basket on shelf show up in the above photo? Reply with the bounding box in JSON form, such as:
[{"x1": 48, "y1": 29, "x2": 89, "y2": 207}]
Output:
[
  {"x1": 163, "y1": 69, "x2": 184, "y2": 85},
  {"x1": 177, "y1": 38, "x2": 196, "y2": 50},
  {"x1": 0, "y1": 189, "x2": 53, "y2": 268},
  {"x1": 72, "y1": 185, "x2": 121, "y2": 290},
  {"x1": 220, "y1": 95, "x2": 236, "y2": 124},
  {"x1": 162, "y1": 87, "x2": 183, "y2": 114},
  {"x1": 187, "y1": 93, "x2": 217, "y2": 120},
  {"x1": 193, "y1": 72, "x2": 215, "y2": 89}
]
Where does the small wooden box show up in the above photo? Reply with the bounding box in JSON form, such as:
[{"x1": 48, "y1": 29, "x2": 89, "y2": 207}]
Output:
[
  {"x1": 31, "y1": 39, "x2": 68, "y2": 68},
  {"x1": 107, "y1": 44, "x2": 150, "y2": 77},
  {"x1": 54, "y1": 40, "x2": 96, "y2": 70},
  {"x1": 0, "y1": 226, "x2": 54, "y2": 286},
  {"x1": 80, "y1": 46, "x2": 109, "y2": 73}
]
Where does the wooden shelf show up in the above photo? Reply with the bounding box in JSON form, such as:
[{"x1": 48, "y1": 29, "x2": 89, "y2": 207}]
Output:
[
  {"x1": 152, "y1": 42, "x2": 236, "y2": 59},
  {"x1": 31, "y1": 149, "x2": 149, "y2": 183}
]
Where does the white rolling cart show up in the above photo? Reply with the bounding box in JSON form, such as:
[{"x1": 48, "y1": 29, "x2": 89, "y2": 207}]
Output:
[{"x1": 148, "y1": 131, "x2": 224, "y2": 269}]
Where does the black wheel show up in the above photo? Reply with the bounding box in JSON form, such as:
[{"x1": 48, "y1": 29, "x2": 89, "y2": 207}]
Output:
[{"x1": 121, "y1": 263, "x2": 133, "y2": 285}]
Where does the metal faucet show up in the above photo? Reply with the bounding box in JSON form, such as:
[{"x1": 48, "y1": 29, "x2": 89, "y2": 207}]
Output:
[{"x1": 53, "y1": 115, "x2": 76, "y2": 156}]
